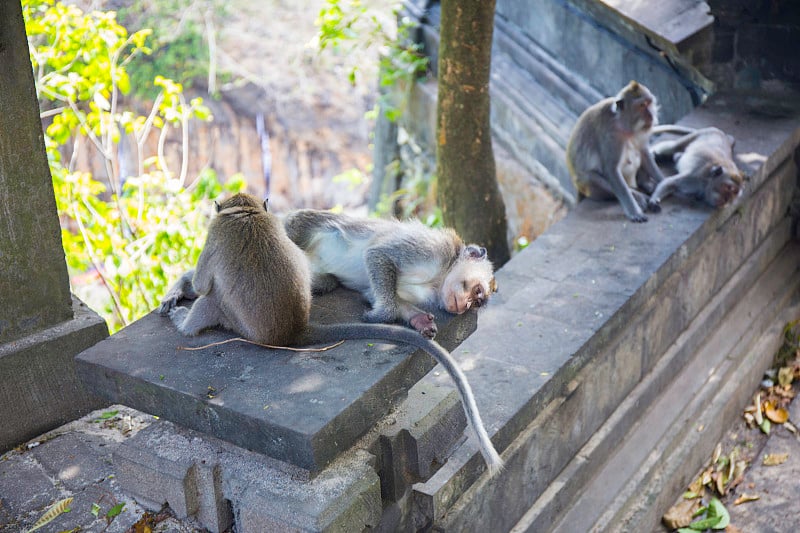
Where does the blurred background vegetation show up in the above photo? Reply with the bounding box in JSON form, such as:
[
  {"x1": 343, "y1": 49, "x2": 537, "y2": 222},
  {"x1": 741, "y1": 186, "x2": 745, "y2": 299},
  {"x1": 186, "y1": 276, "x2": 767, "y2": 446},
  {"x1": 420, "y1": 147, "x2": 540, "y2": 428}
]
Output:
[{"x1": 23, "y1": 0, "x2": 427, "y2": 332}]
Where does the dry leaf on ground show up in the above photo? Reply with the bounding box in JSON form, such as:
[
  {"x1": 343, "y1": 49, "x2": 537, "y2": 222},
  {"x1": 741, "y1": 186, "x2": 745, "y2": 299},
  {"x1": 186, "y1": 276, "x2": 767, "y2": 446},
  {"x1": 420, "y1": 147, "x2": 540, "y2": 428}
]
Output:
[{"x1": 762, "y1": 452, "x2": 789, "y2": 466}]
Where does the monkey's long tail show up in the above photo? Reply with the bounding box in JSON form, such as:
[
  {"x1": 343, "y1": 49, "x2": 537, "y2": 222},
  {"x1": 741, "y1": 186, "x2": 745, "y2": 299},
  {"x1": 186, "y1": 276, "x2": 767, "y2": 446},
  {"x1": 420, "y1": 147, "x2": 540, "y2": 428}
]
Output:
[{"x1": 303, "y1": 324, "x2": 504, "y2": 475}]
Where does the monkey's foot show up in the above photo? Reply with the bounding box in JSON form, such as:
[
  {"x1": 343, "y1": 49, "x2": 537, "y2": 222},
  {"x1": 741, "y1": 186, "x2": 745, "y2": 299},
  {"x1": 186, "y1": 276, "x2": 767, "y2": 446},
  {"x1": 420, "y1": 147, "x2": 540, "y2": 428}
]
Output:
[
  {"x1": 646, "y1": 199, "x2": 662, "y2": 213},
  {"x1": 410, "y1": 313, "x2": 438, "y2": 339},
  {"x1": 625, "y1": 211, "x2": 648, "y2": 223}
]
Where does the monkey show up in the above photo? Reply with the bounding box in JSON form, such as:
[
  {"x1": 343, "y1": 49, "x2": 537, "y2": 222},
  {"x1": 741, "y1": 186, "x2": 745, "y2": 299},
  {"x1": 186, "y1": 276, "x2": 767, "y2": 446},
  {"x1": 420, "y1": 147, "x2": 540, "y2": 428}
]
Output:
[
  {"x1": 158, "y1": 194, "x2": 503, "y2": 474},
  {"x1": 282, "y1": 209, "x2": 498, "y2": 340},
  {"x1": 566, "y1": 80, "x2": 667, "y2": 223},
  {"x1": 645, "y1": 126, "x2": 744, "y2": 211}
]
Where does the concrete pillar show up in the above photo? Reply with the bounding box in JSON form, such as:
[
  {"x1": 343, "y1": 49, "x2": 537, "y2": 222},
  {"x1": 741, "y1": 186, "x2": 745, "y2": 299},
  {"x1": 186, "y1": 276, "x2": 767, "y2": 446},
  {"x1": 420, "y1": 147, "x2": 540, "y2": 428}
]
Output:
[
  {"x1": 0, "y1": 1, "x2": 109, "y2": 452},
  {"x1": 0, "y1": 0, "x2": 73, "y2": 343}
]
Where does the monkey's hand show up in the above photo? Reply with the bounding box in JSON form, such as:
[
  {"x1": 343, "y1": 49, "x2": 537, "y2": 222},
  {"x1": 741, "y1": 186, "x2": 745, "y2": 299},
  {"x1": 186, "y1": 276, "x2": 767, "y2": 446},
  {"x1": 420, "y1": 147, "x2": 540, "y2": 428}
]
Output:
[
  {"x1": 646, "y1": 198, "x2": 662, "y2": 213},
  {"x1": 158, "y1": 270, "x2": 197, "y2": 316},
  {"x1": 158, "y1": 296, "x2": 179, "y2": 316},
  {"x1": 410, "y1": 312, "x2": 438, "y2": 339}
]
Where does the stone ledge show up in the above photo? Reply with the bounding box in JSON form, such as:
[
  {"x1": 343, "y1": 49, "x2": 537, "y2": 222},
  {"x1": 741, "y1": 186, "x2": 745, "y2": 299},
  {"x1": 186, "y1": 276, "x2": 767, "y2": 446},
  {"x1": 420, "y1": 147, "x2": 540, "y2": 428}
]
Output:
[
  {"x1": 76, "y1": 286, "x2": 476, "y2": 473},
  {"x1": 0, "y1": 297, "x2": 108, "y2": 452},
  {"x1": 403, "y1": 97, "x2": 800, "y2": 529}
]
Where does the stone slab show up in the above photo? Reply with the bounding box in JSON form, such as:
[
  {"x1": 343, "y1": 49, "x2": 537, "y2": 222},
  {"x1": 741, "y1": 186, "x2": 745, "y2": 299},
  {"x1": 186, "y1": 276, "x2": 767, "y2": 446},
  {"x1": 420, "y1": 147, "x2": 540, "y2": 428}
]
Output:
[
  {"x1": 76, "y1": 288, "x2": 473, "y2": 472},
  {"x1": 0, "y1": 297, "x2": 109, "y2": 453},
  {"x1": 115, "y1": 418, "x2": 381, "y2": 533}
]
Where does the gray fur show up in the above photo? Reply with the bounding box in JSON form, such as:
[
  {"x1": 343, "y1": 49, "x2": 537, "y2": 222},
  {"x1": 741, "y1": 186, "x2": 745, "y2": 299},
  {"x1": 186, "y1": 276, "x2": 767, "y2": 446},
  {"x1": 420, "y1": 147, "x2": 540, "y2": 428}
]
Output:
[
  {"x1": 647, "y1": 126, "x2": 744, "y2": 210},
  {"x1": 283, "y1": 209, "x2": 496, "y2": 339},
  {"x1": 158, "y1": 194, "x2": 503, "y2": 474},
  {"x1": 566, "y1": 81, "x2": 666, "y2": 223}
]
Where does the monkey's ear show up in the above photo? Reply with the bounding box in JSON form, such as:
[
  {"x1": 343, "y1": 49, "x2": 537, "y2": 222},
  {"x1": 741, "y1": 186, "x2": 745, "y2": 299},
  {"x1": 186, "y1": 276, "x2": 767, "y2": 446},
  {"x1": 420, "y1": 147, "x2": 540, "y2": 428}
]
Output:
[
  {"x1": 465, "y1": 245, "x2": 487, "y2": 260},
  {"x1": 710, "y1": 165, "x2": 723, "y2": 177},
  {"x1": 263, "y1": 198, "x2": 270, "y2": 212},
  {"x1": 214, "y1": 200, "x2": 221, "y2": 213}
]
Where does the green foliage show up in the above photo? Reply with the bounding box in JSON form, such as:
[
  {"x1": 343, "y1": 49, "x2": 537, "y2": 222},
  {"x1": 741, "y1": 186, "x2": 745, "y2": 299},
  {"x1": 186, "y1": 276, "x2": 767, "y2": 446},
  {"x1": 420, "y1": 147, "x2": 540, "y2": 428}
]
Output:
[
  {"x1": 24, "y1": 0, "x2": 242, "y2": 333},
  {"x1": 316, "y1": 0, "x2": 428, "y2": 120},
  {"x1": 117, "y1": 0, "x2": 224, "y2": 99}
]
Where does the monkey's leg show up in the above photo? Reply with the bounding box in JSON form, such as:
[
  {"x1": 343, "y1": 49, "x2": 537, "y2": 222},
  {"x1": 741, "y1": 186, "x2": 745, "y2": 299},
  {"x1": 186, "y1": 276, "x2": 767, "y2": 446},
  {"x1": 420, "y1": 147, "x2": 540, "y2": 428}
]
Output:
[
  {"x1": 159, "y1": 269, "x2": 198, "y2": 315},
  {"x1": 586, "y1": 170, "x2": 648, "y2": 222},
  {"x1": 651, "y1": 131, "x2": 704, "y2": 162},
  {"x1": 169, "y1": 295, "x2": 222, "y2": 337},
  {"x1": 362, "y1": 247, "x2": 401, "y2": 324},
  {"x1": 311, "y1": 273, "x2": 340, "y2": 295}
]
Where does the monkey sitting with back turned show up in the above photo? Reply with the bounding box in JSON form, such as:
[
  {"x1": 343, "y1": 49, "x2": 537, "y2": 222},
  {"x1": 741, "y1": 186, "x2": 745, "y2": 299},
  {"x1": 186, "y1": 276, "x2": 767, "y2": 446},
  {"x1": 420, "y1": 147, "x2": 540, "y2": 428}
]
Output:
[
  {"x1": 159, "y1": 193, "x2": 504, "y2": 474},
  {"x1": 283, "y1": 209, "x2": 498, "y2": 340},
  {"x1": 646, "y1": 126, "x2": 744, "y2": 211},
  {"x1": 566, "y1": 80, "x2": 667, "y2": 223}
]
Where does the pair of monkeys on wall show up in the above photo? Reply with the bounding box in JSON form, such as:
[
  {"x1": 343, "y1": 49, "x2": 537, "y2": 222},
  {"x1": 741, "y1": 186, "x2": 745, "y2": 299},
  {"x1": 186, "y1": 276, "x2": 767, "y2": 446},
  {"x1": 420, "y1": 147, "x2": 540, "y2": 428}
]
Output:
[
  {"x1": 567, "y1": 80, "x2": 745, "y2": 222},
  {"x1": 159, "y1": 194, "x2": 504, "y2": 473}
]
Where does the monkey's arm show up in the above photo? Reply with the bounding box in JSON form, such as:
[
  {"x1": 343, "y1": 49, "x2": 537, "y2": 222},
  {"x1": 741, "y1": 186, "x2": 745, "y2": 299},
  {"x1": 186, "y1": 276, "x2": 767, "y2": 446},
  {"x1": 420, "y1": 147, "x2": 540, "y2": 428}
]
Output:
[
  {"x1": 646, "y1": 171, "x2": 699, "y2": 210},
  {"x1": 158, "y1": 269, "x2": 197, "y2": 315},
  {"x1": 362, "y1": 246, "x2": 439, "y2": 338},
  {"x1": 636, "y1": 143, "x2": 667, "y2": 194},
  {"x1": 588, "y1": 169, "x2": 649, "y2": 223}
]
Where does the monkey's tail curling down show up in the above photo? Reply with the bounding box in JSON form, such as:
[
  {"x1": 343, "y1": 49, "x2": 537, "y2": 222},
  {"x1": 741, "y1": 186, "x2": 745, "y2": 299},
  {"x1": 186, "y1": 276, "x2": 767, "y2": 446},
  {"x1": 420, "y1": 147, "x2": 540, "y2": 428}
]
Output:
[{"x1": 302, "y1": 323, "x2": 505, "y2": 475}]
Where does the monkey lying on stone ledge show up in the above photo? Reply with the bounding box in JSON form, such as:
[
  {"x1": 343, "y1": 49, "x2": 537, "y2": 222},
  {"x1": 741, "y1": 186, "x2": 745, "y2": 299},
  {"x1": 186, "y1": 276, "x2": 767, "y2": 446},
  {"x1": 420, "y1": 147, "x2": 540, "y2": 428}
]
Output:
[
  {"x1": 646, "y1": 126, "x2": 744, "y2": 211},
  {"x1": 283, "y1": 209, "x2": 497, "y2": 340},
  {"x1": 159, "y1": 194, "x2": 503, "y2": 474}
]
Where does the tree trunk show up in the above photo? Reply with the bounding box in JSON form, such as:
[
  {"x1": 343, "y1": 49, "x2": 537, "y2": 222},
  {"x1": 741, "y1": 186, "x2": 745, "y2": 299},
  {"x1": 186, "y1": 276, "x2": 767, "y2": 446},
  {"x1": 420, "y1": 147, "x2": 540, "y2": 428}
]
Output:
[{"x1": 436, "y1": 0, "x2": 510, "y2": 266}]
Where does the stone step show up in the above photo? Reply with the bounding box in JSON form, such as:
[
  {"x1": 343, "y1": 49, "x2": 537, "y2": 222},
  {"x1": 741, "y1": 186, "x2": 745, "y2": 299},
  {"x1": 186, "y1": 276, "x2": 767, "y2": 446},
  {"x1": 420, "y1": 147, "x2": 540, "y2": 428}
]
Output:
[
  {"x1": 525, "y1": 236, "x2": 800, "y2": 532},
  {"x1": 75, "y1": 288, "x2": 475, "y2": 473}
]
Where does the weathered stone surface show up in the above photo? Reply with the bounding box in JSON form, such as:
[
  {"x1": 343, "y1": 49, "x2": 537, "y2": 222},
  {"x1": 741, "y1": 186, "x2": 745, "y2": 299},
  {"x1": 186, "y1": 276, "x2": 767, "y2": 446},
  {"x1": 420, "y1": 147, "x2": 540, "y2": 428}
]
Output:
[
  {"x1": 115, "y1": 418, "x2": 380, "y2": 533},
  {"x1": 0, "y1": 1, "x2": 73, "y2": 344},
  {"x1": 0, "y1": 297, "x2": 109, "y2": 453},
  {"x1": 76, "y1": 288, "x2": 473, "y2": 472},
  {"x1": 406, "y1": 99, "x2": 800, "y2": 530}
]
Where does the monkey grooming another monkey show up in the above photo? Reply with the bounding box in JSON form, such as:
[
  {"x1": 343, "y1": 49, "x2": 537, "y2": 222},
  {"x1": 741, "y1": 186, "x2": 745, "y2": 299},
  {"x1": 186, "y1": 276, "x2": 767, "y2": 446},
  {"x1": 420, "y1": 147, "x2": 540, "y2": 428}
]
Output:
[
  {"x1": 282, "y1": 209, "x2": 497, "y2": 340},
  {"x1": 566, "y1": 80, "x2": 667, "y2": 222},
  {"x1": 646, "y1": 126, "x2": 744, "y2": 211},
  {"x1": 159, "y1": 194, "x2": 503, "y2": 474}
]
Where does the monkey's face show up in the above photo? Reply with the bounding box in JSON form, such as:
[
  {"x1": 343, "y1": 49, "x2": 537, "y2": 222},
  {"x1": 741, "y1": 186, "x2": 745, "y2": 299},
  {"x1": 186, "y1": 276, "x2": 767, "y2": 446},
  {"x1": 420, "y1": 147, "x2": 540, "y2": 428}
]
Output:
[
  {"x1": 440, "y1": 246, "x2": 496, "y2": 314},
  {"x1": 615, "y1": 81, "x2": 658, "y2": 134},
  {"x1": 705, "y1": 165, "x2": 744, "y2": 207}
]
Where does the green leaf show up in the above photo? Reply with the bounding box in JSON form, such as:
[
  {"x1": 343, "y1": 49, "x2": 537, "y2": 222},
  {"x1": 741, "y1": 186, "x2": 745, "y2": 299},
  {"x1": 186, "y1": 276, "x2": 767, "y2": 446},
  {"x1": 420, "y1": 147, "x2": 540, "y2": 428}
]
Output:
[
  {"x1": 106, "y1": 502, "x2": 125, "y2": 519},
  {"x1": 708, "y1": 498, "x2": 730, "y2": 529},
  {"x1": 97, "y1": 410, "x2": 119, "y2": 420}
]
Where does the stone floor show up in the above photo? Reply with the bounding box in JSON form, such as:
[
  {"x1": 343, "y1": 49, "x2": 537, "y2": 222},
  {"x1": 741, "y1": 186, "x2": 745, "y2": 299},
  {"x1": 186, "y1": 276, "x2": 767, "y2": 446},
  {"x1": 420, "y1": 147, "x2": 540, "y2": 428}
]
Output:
[{"x1": 2, "y1": 373, "x2": 799, "y2": 533}]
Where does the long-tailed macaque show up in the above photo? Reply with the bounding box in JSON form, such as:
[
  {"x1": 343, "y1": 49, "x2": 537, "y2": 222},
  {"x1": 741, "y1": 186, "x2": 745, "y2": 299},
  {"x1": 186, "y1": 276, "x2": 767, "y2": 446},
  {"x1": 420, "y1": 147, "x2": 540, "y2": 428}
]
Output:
[
  {"x1": 646, "y1": 126, "x2": 744, "y2": 210},
  {"x1": 282, "y1": 209, "x2": 497, "y2": 340},
  {"x1": 159, "y1": 194, "x2": 503, "y2": 474},
  {"x1": 566, "y1": 80, "x2": 666, "y2": 222}
]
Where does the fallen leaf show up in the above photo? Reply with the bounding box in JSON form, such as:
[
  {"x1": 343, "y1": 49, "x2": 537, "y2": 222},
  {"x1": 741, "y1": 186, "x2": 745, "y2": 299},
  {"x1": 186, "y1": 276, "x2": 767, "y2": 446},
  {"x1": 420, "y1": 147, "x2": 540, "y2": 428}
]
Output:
[
  {"x1": 785, "y1": 421, "x2": 797, "y2": 434},
  {"x1": 778, "y1": 366, "x2": 794, "y2": 386},
  {"x1": 27, "y1": 497, "x2": 73, "y2": 533},
  {"x1": 662, "y1": 498, "x2": 699, "y2": 529},
  {"x1": 764, "y1": 401, "x2": 789, "y2": 424},
  {"x1": 712, "y1": 442, "x2": 722, "y2": 464},
  {"x1": 759, "y1": 418, "x2": 771, "y2": 435},
  {"x1": 734, "y1": 493, "x2": 760, "y2": 505},
  {"x1": 763, "y1": 452, "x2": 789, "y2": 466},
  {"x1": 754, "y1": 393, "x2": 763, "y2": 425}
]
